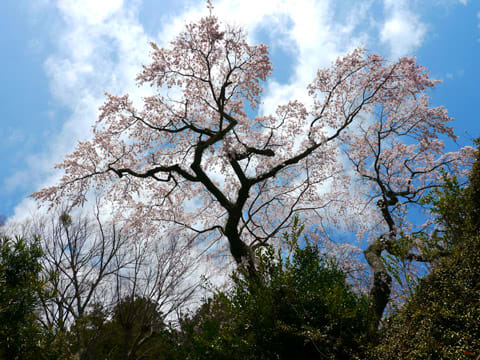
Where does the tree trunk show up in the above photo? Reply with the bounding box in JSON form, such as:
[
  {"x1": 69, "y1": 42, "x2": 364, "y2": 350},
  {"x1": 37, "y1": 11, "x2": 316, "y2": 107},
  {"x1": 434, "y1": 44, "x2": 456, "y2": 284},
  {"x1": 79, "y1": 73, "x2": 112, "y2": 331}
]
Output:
[
  {"x1": 364, "y1": 237, "x2": 392, "y2": 334},
  {"x1": 224, "y1": 210, "x2": 258, "y2": 279}
]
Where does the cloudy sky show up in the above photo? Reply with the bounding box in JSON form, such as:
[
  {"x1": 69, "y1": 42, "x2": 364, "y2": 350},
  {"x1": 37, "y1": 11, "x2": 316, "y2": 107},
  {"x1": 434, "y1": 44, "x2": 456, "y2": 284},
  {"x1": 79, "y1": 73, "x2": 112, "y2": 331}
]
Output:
[{"x1": 1, "y1": 0, "x2": 479, "y2": 221}]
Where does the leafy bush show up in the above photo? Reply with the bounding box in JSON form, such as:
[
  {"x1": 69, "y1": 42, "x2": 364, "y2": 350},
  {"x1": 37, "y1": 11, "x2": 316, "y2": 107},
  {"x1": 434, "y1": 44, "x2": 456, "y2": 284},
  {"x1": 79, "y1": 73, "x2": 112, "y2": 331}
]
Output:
[
  {"x1": 178, "y1": 222, "x2": 370, "y2": 360},
  {"x1": 75, "y1": 297, "x2": 177, "y2": 360},
  {"x1": 372, "y1": 234, "x2": 480, "y2": 360}
]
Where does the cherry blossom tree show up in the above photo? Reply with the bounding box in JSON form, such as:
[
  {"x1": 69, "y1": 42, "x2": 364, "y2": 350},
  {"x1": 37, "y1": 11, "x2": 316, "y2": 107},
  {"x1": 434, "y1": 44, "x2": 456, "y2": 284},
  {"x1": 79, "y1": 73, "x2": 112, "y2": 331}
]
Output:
[
  {"x1": 33, "y1": 9, "x2": 473, "y2": 324},
  {"x1": 340, "y1": 78, "x2": 475, "y2": 328}
]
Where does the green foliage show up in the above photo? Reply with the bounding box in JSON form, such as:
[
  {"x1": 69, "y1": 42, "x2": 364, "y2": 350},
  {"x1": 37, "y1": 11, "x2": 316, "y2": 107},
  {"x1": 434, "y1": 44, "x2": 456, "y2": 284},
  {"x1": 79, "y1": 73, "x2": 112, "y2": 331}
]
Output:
[
  {"x1": 0, "y1": 236, "x2": 68, "y2": 360},
  {"x1": 421, "y1": 173, "x2": 472, "y2": 246},
  {"x1": 178, "y1": 221, "x2": 370, "y2": 359},
  {"x1": 372, "y1": 234, "x2": 480, "y2": 360},
  {"x1": 468, "y1": 137, "x2": 480, "y2": 230},
  {"x1": 75, "y1": 297, "x2": 177, "y2": 360},
  {"x1": 422, "y1": 140, "x2": 480, "y2": 246}
]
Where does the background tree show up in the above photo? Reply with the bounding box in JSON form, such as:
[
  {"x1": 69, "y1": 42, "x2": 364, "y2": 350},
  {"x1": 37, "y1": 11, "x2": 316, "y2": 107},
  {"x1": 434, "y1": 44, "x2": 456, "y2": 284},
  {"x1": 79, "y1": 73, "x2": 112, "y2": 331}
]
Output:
[
  {"x1": 341, "y1": 80, "x2": 475, "y2": 328},
  {"x1": 25, "y1": 204, "x2": 132, "y2": 358},
  {"x1": 370, "y1": 141, "x2": 480, "y2": 359},
  {"x1": 32, "y1": 6, "x2": 472, "y2": 325}
]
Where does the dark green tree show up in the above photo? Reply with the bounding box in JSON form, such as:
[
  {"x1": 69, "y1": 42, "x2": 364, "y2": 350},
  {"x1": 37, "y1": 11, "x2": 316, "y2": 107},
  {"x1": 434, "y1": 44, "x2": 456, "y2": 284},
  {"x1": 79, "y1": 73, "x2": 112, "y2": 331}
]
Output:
[
  {"x1": 0, "y1": 236, "x2": 68, "y2": 359},
  {"x1": 74, "y1": 296, "x2": 177, "y2": 360}
]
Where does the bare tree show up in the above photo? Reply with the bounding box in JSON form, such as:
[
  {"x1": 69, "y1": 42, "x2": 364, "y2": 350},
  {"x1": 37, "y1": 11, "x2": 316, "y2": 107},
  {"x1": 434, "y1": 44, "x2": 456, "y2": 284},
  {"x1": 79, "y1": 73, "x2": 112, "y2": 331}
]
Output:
[
  {"x1": 9, "y1": 200, "x2": 200, "y2": 359},
  {"x1": 108, "y1": 234, "x2": 199, "y2": 360}
]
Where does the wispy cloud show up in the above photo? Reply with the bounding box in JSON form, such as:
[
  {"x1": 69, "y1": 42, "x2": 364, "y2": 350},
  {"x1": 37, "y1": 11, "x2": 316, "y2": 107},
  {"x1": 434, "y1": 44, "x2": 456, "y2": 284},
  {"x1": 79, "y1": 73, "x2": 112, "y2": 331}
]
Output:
[
  {"x1": 210, "y1": 0, "x2": 373, "y2": 114},
  {"x1": 380, "y1": 0, "x2": 427, "y2": 58},
  {"x1": 10, "y1": 0, "x2": 151, "y2": 220}
]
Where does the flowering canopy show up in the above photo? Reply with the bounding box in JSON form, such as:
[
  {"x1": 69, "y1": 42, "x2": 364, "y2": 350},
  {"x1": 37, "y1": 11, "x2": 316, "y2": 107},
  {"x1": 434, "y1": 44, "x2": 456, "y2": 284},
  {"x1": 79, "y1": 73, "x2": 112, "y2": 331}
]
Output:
[{"x1": 33, "y1": 11, "x2": 473, "y2": 321}]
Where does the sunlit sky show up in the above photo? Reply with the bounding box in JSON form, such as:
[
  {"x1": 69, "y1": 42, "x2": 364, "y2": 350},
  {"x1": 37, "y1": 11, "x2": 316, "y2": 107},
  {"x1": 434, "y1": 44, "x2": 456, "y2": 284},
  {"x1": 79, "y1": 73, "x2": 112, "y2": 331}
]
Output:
[{"x1": 1, "y1": 0, "x2": 479, "y2": 221}]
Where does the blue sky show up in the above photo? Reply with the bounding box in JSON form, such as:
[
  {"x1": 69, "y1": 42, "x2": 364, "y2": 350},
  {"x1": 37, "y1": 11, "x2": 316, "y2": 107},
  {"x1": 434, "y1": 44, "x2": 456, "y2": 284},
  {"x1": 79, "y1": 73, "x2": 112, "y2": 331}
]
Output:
[{"x1": 1, "y1": 0, "x2": 479, "y2": 221}]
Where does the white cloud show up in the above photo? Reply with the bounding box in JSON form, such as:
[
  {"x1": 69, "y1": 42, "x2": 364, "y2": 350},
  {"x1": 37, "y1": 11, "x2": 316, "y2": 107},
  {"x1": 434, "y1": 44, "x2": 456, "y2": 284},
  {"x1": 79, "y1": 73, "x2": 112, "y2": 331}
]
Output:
[
  {"x1": 57, "y1": 0, "x2": 125, "y2": 25},
  {"x1": 431, "y1": 0, "x2": 469, "y2": 8},
  {"x1": 380, "y1": 0, "x2": 427, "y2": 58},
  {"x1": 9, "y1": 0, "x2": 152, "y2": 220}
]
